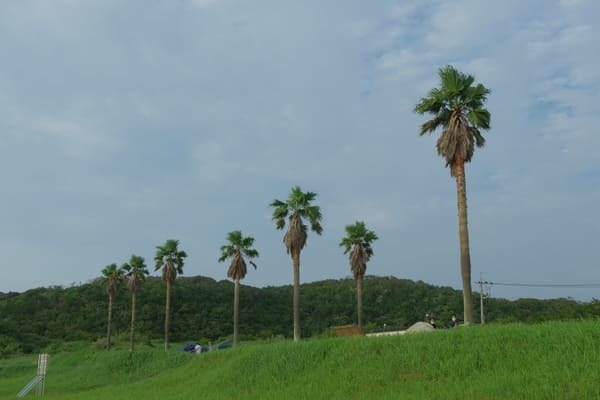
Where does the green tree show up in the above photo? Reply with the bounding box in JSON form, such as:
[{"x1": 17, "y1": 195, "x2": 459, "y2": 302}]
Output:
[
  {"x1": 101, "y1": 263, "x2": 124, "y2": 350},
  {"x1": 218, "y1": 230, "x2": 259, "y2": 346},
  {"x1": 339, "y1": 221, "x2": 378, "y2": 328},
  {"x1": 122, "y1": 255, "x2": 149, "y2": 351},
  {"x1": 270, "y1": 186, "x2": 323, "y2": 341},
  {"x1": 414, "y1": 65, "x2": 491, "y2": 324},
  {"x1": 155, "y1": 239, "x2": 187, "y2": 351}
]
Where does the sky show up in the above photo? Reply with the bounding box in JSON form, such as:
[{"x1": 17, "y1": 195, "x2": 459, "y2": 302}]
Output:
[{"x1": 0, "y1": 0, "x2": 599, "y2": 301}]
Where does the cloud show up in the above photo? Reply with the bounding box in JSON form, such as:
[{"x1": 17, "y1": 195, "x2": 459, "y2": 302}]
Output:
[
  {"x1": 1, "y1": 98, "x2": 113, "y2": 159},
  {"x1": 0, "y1": 0, "x2": 599, "y2": 301},
  {"x1": 186, "y1": 0, "x2": 220, "y2": 8}
]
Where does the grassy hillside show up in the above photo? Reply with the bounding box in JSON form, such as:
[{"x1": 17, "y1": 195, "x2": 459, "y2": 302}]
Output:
[
  {"x1": 4, "y1": 275, "x2": 599, "y2": 357},
  {"x1": 1, "y1": 320, "x2": 599, "y2": 399}
]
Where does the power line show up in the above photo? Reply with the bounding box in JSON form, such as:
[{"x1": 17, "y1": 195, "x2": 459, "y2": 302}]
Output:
[
  {"x1": 476, "y1": 281, "x2": 600, "y2": 289},
  {"x1": 474, "y1": 275, "x2": 599, "y2": 326}
]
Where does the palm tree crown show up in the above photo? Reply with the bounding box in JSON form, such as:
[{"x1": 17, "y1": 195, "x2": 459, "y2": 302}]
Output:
[
  {"x1": 154, "y1": 239, "x2": 187, "y2": 283},
  {"x1": 414, "y1": 65, "x2": 491, "y2": 176},
  {"x1": 270, "y1": 186, "x2": 323, "y2": 254},
  {"x1": 102, "y1": 263, "x2": 124, "y2": 297},
  {"x1": 122, "y1": 255, "x2": 149, "y2": 293},
  {"x1": 339, "y1": 221, "x2": 378, "y2": 280},
  {"x1": 218, "y1": 230, "x2": 259, "y2": 280}
]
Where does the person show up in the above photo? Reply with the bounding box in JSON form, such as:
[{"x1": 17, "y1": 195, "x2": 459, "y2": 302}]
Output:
[
  {"x1": 449, "y1": 314, "x2": 458, "y2": 328},
  {"x1": 429, "y1": 317, "x2": 437, "y2": 329}
]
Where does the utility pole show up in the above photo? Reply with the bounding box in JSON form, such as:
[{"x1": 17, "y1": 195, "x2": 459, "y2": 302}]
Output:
[{"x1": 479, "y1": 273, "x2": 485, "y2": 325}]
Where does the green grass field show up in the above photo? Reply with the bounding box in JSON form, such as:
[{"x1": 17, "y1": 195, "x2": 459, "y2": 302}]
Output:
[{"x1": 1, "y1": 320, "x2": 599, "y2": 399}]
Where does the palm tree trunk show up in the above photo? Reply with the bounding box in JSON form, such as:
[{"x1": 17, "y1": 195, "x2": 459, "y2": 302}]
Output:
[
  {"x1": 292, "y1": 250, "x2": 301, "y2": 341},
  {"x1": 129, "y1": 292, "x2": 136, "y2": 352},
  {"x1": 233, "y1": 278, "x2": 240, "y2": 346},
  {"x1": 107, "y1": 294, "x2": 113, "y2": 350},
  {"x1": 455, "y1": 157, "x2": 474, "y2": 324},
  {"x1": 356, "y1": 277, "x2": 363, "y2": 328},
  {"x1": 164, "y1": 281, "x2": 171, "y2": 351}
]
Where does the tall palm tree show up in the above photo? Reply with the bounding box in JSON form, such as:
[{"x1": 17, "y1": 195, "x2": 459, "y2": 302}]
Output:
[
  {"x1": 122, "y1": 255, "x2": 149, "y2": 351},
  {"x1": 414, "y1": 65, "x2": 491, "y2": 324},
  {"x1": 154, "y1": 239, "x2": 187, "y2": 351},
  {"x1": 218, "y1": 230, "x2": 259, "y2": 346},
  {"x1": 101, "y1": 263, "x2": 124, "y2": 350},
  {"x1": 270, "y1": 186, "x2": 322, "y2": 341},
  {"x1": 339, "y1": 221, "x2": 378, "y2": 329}
]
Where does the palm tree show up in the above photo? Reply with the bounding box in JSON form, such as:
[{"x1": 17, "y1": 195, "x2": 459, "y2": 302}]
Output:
[
  {"x1": 270, "y1": 186, "x2": 322, "y2": 341},
  {"x1": 339, "y1": 221, "x2": 378, "y2": 329},
  {"x1": 218, "y1": 230, "x2": 259, "y2": 346},
  {"x1": 154, "y1": 239, "x2": 187, "y2": 351},
  {"x1": 122, "y1": 255, "x2": 149, "y2": 351},
  {"x1": 101, "y1": 263, "x2": 124, "y2": 350},
  {"x1": 414, "y1": 65, "x2": 491, "y2": 324}
]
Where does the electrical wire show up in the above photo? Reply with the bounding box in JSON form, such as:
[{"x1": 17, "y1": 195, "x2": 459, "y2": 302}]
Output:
[{"x1": 477, "y1": 281, "x2": 600, "y2": 288}]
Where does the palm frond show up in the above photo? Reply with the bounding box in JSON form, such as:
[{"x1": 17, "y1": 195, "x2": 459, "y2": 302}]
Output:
[
  {"x1": 218, "y1": 244, "x2": 236, "y2": 262},
  {"x1": 465, "y1": 83, "x2": 491, "y2": 108},
  {"x1": 419, "y1": 109, "x2": 451, "y2": 135},
  {"x1": 269, "y1": 199, "x2": 287, "y2": 209},
  {"x1": 364, "y1": 244, "x2": 374, "y2": 258},
  {"x1": 439, "y1": 65, "x2": 461, "y2": 96},
  {"x1": 303, "y1": 205, "x2": 323, "y2": 235},
  {"x1": 271, "y1": 202, "x2": 289, "y2": 230},
  {"x1": 339, "y1": 236, "x2": 354, "y2": 254},
  {"x1": 243, "y1": 248, "x2": 259, "y2": 259},
  {"x1": 227, "y1": 230, "x2": 243, "y2": 245},
  {"x1": 467, "y1": 108, "x2": 491, "y2": 130},
  {"x1": 241, "y1": 236, "x2": 255, "y2": 248},
  {"x1": 175, "y1": 262, "x2": 185, "y2": 275},
  {"x1": 153, "y1": 258, "x2": 164, "y2": 270},
  {"x1": 303, "y1": 190, "x2": 318, "y2": 203},
  {"x1": 471, "y1": 127, "x2": 486, "y2": 147},
  {"x1": 414, "y1": 89, "x2": 445, "y2": 115}
]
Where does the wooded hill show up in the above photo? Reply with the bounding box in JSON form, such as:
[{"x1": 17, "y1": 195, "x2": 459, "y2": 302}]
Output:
[{"x1": 1, "y1": 275, "x2": 599, "y2": 356}]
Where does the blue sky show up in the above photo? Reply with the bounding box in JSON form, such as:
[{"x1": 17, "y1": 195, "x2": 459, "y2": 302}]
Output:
[{"x1": 1, "y1": 0, "x2": 599, "y2": 300}]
